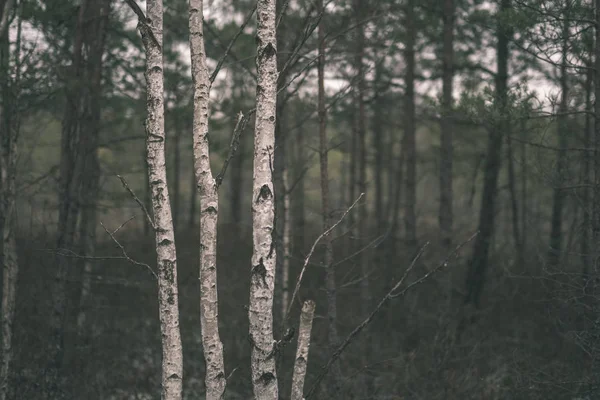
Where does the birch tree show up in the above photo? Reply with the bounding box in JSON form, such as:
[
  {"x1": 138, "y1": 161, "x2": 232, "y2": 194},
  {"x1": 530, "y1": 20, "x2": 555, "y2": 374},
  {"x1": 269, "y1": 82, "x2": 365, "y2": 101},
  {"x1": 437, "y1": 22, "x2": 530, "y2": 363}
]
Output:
[
  {"x1": 290, "y1": 300, "x2": 315, "y2": 400},
  {"x1": 249, "y1": 0, "x2": 279, "y2": 398},
  {"x1": 189, "y1": 0, "x2": 226, "y2": 398},
  {"x1": 127, "y1": 0, "x2": 183, "y2": 398}
]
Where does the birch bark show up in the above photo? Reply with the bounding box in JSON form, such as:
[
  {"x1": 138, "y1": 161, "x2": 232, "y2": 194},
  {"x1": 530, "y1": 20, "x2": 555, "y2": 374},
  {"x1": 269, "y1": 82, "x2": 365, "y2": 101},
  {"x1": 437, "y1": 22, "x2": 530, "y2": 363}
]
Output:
[
  {"x1": 138, "y1": 1, "x2": 183, "y2": 398},
  {"x1": 290, "y1": 300, "x2": 315, "y2": 400},
  {"x1": 189, "y1": 1, "x2": 226, "y2": 398},
  {"x1": 249, "y1": 0, "x2": 279, "y2": 398}
]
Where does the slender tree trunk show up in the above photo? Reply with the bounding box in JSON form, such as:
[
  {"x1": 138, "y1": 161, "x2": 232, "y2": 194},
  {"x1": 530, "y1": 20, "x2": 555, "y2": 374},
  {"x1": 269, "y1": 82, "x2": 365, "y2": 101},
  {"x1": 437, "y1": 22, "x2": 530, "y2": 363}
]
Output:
[
  {"x1": 506, "y1": 134, "x2": 523, "y2": 266},
  {"x1": 290, "y1": 300, "x2": 315, "y2": 400},
  {"x1": 548, "y1": 12, "x2": 570, "y2": 266},
  {"x1": 520, "y1": 120, "x2": 527, "y2": 257},
  {"x1": 46, "y1": 4, "x2": 88, "y2": 395},
  {"x1": 189, "y1": 156, "x2": 197, "y2": 229},
  {"x1": 439, "y1": 0, "x2": 454, "y2": 248},
  {"x1": 317, "y1": 1, "x2": 341, "y2": 392},
  {"x1": 230, "y1": 70, "x2": 244, "y2": 235},
  {"x1": 293, "y1": 106, "x2": 305, "y2": 253},
  {"x1": 0, "y1": 0, "x2": 13, "y2": 38},
  {"x1": 404, "y1": 0, "x2": 417, "y2": 249},
  {"x1": 189, "y1": 2, "x2": 226, "y2": 398},
  {"x1": 249, "y1": 0, "x2": 279, "y2": 398},
  {"x1": 281, "y1": 169, "x2": 291, "y2": 319},
  {"x1": 373, "y1": 63, "x2": 385, "y2": 231},
  {"x1": 140, "y1": 1, "x2": 183, "y2": 398},
  {"x1": 353, "y1": 0, "x2": 372, "y2": 394},
  {"x1": 75, "y1": 0, "x2": 110, "y2": 340},
  {"x1": 293, "y1": 106, "x2": 305, "y2": 254},
  {"x1": 464, "y1": 0, "x2": 512, "y2": 308},
  {"x1": 0, "y1": 5, "x2": 19, "y2": 397},
  {"x1": 348, "y1": 103, "x2": 357, "y2": 233},
  {"x1": 582, "y1": 65, "x2": 592, "y2": 274},
  {"x1": 173, "y1": 124, "x2": 181, "y2": 229},
  {"x1": 592, "y1": 0, "x2": 600, "y2": 252},
  {"x1": 274, "y1": 0, "x2": 290, "y2": 326}
]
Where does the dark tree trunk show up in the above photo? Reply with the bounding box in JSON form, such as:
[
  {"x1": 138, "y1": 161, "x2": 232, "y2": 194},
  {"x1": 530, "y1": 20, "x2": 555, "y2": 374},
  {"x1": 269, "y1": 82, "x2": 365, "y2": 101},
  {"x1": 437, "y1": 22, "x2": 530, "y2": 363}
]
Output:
[
  {"x1": 404, "y1": 0, "x2": 417, "y2": 248},
  {"x1": 317, "y1": 0, "x2": 341, "y2": 393},
  {"x1": 439, "y1": 0, "x2": 454, "y2": 248},
  {"x1": 507, "y1": 134, "x2": 524, "y2": 266},
  {"x1": 274, "y1": 0, "x2": 289, "y2": 326},
  {"x1": 520, "y1": 120, "x2": 527, "y2": 257},
  {"x1": 582, "y1": 64, "x2": 593, "y2": 274},
  {"x1": 464, "y1": 0, "x2": 512, "y2": 308},
  {"x1": 172, "y1": 123, "x2": 181, "y2": 229},
  {"x1": 548, "y1": 12, "x2": 570, "y2": 266},
  {"x1": 293, "y1": 105, "x2": 305, "y2": 254},
  {"x1": 353, "y1": 0, "x2": 372, "y2": 394},
  {"x1": 46, "y1": 3, "x2": 88, "y2": 396},
  {"x1": 592, "y1": 0, "x2": 600, "y2": 251},
  {"x1": 373, "y1": 63, "x2": 385, "y2": 231}
]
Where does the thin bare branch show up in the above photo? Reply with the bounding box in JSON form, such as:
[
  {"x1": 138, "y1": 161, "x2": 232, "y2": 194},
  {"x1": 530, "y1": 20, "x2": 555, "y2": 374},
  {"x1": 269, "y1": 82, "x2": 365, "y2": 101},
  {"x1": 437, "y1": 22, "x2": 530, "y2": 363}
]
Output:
[
  {"x1": 209, "y1": 3, "x2": 257, "y2": 84},
  {"x1": 304, "y1": 232, "x2": 479, "y2": 399},
  {"x1": 215, "y1": 110, "x2": 255, "y2": 188},
  {"x1": 284, "y1": 193, "x2": 364, "y2": 324},
  {"x1": 117, "y1": 174, "x2": 155, "y2": 229},
  {"x1": 100, "y1": 219, "x2": 158, "y2": 280}
]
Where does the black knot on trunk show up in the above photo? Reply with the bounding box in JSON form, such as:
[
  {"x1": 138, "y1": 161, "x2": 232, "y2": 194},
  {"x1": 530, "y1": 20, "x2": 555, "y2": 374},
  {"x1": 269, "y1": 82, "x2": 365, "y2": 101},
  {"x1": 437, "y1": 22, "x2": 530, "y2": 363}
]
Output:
[
  {"x1": 257, "y1": 184, "x2": 272, "y2": 202},
  {"x1": 258, "y1": 371, "x2": 276, "y2": 386}
]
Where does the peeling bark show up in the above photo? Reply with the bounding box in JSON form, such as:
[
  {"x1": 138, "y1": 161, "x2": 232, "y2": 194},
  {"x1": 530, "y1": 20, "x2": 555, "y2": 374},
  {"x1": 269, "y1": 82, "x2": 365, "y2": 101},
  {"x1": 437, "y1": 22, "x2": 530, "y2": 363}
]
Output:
[
  {"x1": 139, "y1": 0, "x2": 183, "y2": 398},
  {"x1": 249, "y1": 0, "x2": 279, "y2": 398},
  {"x1": 189, "y1": 1, "x2": 226, "y2": 398},
  {"x1": 290, "y1": 300, "x2": 315, "y2": 400}
]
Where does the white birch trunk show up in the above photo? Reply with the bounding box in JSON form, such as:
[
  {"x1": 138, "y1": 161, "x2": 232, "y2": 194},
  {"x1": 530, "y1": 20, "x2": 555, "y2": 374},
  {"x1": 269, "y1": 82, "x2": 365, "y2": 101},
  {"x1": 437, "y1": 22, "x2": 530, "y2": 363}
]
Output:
[
  {"x1": 139, "y1": 1, "x2": 183, "y2": 398},
  {"x1": 290, "y1": 300, "x2": 315, "y2": 400},
  {"x1": 189, "y1": 1, "x2": 226, "y2": 398},
  {"x1": 249, "y1": 0, "x2": 279, "y2": 398}
]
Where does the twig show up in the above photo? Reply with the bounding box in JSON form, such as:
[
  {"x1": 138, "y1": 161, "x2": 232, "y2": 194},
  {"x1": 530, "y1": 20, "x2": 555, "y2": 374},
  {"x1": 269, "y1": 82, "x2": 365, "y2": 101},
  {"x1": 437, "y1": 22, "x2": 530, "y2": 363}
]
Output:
[
  {"x1": 215, "y1": 110, "x2": 255, "y2": 188},
  {"x1": 100, "y1": 219, "x2": 158, "y2": 280},
  {"x1": 391, "y1": 232, "x2": 478, "y2": 299},
  {"x1": 40, "y1": 248, "x2": 129, "y2": 262},
  {"x1": 209, "y1": 3, "x2": 257, "y2": 84},
  {"x1": 284, "y1": 193, "x2": 364, "y2": 324},
  {"x1": 304, "y1": 232, "x2": 479, "y2": 399},
  {"x1": 204, "y1": 20, "x2": 257, "y2": 81},
  {"x1": 225, "y1": 366, "x2": 239, "y2": 383},
  {"x1": 276, "y1": 0, "x2": 291, "y2": 28},
  {"x1": 116, "y1": 174, "x2": 155, "y2": 229}
]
